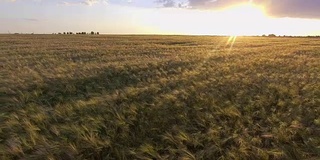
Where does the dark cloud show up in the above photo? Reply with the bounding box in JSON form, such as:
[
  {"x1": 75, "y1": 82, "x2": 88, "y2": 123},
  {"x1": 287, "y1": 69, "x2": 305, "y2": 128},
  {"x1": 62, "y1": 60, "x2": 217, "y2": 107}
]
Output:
[
  {"x1": 157, "y1": 0, "x2": 175, "y2": 7},
  {"x1": 157, "y1": 0, "x2": 320, "y2": 19},
  {"x1": 156, "y1": 0, "x2": 190, "y2": 8},
  {"x1": 264, "y1": 0, "x2": 320, "y2": 19}
]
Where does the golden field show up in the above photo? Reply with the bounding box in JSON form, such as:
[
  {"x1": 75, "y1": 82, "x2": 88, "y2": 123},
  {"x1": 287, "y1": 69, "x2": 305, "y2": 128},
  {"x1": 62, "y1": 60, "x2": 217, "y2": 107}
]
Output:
[{"x1": 1, "y1": 35, "x2": 320, "y2": 159}]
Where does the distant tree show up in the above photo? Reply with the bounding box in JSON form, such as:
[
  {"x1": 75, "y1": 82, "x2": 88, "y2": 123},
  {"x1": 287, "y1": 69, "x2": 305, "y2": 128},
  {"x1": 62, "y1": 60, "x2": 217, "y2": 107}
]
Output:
[
  {"x1": 91, "y1": 31, "x2": 95, "y2": 35},
  {"x1": 262, "y1": 34, "x2": 266, "y2": 37},
  {"x1": 97, "y1": 32, "x2": 99, "y2": 35},
  {"x1": 268, "y1": 34, "x2": 276, "y2": 37},
  {"x1": 63, "y1": 32, "x2": 66, "y2": 35},
  {"x1": 70, "y1": 32, "x2": 73, "y2": 35}
]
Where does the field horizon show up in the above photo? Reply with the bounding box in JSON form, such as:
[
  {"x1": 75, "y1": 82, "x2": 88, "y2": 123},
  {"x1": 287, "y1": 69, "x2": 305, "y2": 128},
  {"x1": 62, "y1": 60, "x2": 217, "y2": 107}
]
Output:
[
  {"x1": 1, "y1": 35, "x2": 320, "y2": 159},
  {"x1": 1, "y1": 33, "x2": 320, "y2": 37}
]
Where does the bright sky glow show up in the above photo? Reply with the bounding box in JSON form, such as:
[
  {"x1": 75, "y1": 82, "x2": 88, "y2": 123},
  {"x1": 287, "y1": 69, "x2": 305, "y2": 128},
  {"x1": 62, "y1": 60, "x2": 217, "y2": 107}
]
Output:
[{"x1": 0, "y1": 0, "x2": 319, "y2": 36}]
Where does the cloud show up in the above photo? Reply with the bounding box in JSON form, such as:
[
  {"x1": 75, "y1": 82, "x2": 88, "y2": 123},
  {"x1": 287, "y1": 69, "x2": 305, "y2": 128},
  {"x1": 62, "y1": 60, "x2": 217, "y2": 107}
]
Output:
[
  {"x1": 0, "y1": 0, "x2": 17, "y2": 2},
  {"x1": 58, "y1": 0, "x2": 108, "y2": 6},
  {"x1": 23, "y1": 18, "x2": 40, "y2": 21},
  {"x1": 264, "y1": 0, "x2": 320, "y2": 19},
  {"x1": 0, "y1": 0, "x2": 43, "y2": 2},
  {"x1": 2, "y1": 0, "x2": 320, "y2": 18},
  {"x1": 157, "y1": 0, "x2": 320, "y2": 19},
  {"x1": 82, "y1": 0, "x2": 99, "y2": 6},
  {"x1": 0, "y1": 0, "x2": 24, "y2": 2},
  {"x1": 156, "y1": 0, "x2": 175, "y2": 7},
  {"x1": 156, "y1": 0, "x2": 190, "y2": 8},
  {"x1": 188, "y1": 0, "x2": 242, "y2": 8}
]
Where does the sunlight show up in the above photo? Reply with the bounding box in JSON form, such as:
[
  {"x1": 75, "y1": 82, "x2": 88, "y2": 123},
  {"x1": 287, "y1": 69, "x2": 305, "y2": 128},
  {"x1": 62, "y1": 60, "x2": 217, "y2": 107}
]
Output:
[
  {"x1": 226, "y1": 36, "x2": 237, "y2": 53},
  {"x1": 219, "y1": 3, "x2": 267, "y2": 36},
  {"x1": 138, "y1": 3, "x2": 269, "y2": 36},
  {"x1": 219, "y1": 3, "x2": 265, "y2": 50},
  {"x1": 137, "y1": 2, "x2": 320, "y2": 36}
]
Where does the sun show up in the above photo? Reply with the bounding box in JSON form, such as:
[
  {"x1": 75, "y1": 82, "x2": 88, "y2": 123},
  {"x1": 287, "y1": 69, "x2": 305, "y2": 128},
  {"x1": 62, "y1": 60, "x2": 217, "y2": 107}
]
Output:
[
  {"x1": 142, "y1": 2, "x2": 280, "y2": 36},
  {"x1": 220, "y1": 3, "x2": 267, "y2": 51},
  {"x1": 220, "y1": 3, "x2": 268, "y2": 36}
]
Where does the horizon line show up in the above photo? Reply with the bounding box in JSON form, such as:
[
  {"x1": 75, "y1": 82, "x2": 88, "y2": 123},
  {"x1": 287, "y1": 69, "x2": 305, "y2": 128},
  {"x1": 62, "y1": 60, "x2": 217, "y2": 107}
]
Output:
[{"x1": 1, "y1": 33, "x2": 320, "y2": 37}]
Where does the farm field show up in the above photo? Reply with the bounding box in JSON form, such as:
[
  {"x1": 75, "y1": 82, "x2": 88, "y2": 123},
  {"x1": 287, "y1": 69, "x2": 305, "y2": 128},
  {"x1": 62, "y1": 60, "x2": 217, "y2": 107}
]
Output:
[{"x1": 1, "y1": 34, "x2": 320, "y2": 159}]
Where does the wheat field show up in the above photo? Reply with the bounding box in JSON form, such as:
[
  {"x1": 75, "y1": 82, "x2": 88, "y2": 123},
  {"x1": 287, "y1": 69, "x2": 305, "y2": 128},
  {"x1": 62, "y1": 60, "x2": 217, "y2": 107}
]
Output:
[{"x1": 1, "y1": 34, "x2": 320, "y2": 159}]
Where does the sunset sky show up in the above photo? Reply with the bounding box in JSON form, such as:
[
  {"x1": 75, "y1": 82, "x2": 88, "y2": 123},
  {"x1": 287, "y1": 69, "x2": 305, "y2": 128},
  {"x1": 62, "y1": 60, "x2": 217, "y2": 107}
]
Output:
[{"x1": 0, "y1": 0, "x2": 320, "y2": 35}]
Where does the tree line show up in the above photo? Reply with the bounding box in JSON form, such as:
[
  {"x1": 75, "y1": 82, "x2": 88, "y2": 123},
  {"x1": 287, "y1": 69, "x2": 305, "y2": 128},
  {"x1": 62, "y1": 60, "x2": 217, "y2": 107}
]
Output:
[
  {"x1": 261, "y1": 34, "x2": 320, "y2": 38},
  {"x1": 52, "y1": 31, "x2": 99, "y2": 35}
]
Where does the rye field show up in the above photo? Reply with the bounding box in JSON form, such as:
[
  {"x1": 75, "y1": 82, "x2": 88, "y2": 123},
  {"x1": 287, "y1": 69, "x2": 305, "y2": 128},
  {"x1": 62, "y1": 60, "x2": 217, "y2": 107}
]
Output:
[{"x1": 1, "y1": 34, "x2": 320, "y2": 159}]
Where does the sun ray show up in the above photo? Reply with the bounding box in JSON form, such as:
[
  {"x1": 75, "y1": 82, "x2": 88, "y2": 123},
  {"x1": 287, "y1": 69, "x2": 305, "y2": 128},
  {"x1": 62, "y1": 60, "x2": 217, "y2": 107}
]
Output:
[
  {"x1": 228, "y1": 36, "x2": 237, "y2": 54},
  {"x1": 226, "y1": 36, "x2": 234, "y2": 45}
]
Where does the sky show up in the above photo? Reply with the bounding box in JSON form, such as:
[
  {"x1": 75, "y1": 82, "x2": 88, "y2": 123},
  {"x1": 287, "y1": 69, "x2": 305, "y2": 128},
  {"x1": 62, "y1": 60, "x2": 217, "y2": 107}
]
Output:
[{"x1": 0, "y1": 0, "x2": 320, "y2": 35}]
